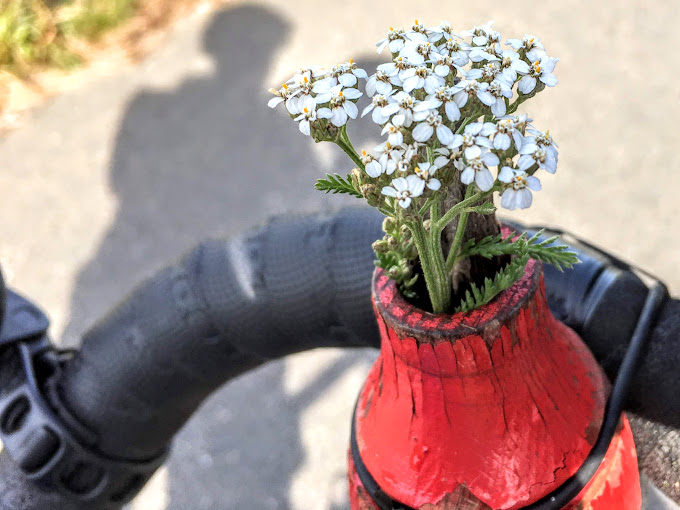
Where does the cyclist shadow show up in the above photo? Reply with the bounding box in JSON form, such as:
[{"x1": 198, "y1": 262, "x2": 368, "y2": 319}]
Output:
[{"x1": 61, "y1": 4, "x2": 384, "y2": 510}]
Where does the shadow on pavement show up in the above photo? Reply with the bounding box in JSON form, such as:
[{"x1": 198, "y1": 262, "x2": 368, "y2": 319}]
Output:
[{"x1": 61, "y1": 3, "x2": 384, "y2": 509}]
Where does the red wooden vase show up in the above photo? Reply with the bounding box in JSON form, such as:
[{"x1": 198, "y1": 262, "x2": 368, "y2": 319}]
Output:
[{"x1": 348, "y1": 258, "x2": 641, "y2": 510}]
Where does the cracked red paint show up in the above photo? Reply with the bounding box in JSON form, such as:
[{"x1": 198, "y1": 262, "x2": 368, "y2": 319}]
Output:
[{"x1": 349, "y1": 260, "x2": 641, "y2": 510}]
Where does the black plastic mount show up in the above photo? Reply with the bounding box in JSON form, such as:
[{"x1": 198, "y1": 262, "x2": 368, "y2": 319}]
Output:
[{"x1": 0, "y1": 289, "x2": 167, "y2": 508}]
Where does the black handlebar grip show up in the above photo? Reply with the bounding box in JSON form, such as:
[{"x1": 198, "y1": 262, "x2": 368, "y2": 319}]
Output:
[{"x1": 54, "y1": 208, "x2": 384, "y2": 461}]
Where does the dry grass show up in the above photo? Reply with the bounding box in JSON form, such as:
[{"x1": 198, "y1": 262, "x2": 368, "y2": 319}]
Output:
[{"x1": 0, "y1": 0, "x2": 223, "y2": 132}]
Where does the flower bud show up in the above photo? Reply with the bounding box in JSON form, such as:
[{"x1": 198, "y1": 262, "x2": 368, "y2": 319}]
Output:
[
  {"x1": 423, "y1": 219, "x2": 432, "y2": 231},
  {"x1": 387, "y1": 265, "x2": 404, "y2": 279},
  {"x1": 399, "y1": 224, "x2": 412, "y2": 240},
  {"x1": 360, "y1": 184, "x2": 380, "y2": 207},
  {"x1": 351, "y1": 168, "x2": 363, "y2": 189},
  {"x1": 387, "y1": 235, "x2": 399, "y2": 250},
  {"x1": 382, "y1": 217, "x2": 396, "y2": 233},
  {"x1": 372, "y1": 239, "x2": 389, "y2": 254}
]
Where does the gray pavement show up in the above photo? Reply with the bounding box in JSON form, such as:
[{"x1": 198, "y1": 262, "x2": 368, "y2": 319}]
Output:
[{"x1": 0, "y1": 1, "x2": 679, "y2": 508}]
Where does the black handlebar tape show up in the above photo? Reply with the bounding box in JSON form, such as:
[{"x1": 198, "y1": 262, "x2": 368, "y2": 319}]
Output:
[{"x1": 54, "y1": 208, "x2": 384, "y2": 461}]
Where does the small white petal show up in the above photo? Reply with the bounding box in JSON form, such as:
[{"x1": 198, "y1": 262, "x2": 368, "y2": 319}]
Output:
[
  {"x1": 475, "y1": 168, "x2": 494, "y2": 191},
  {"x1": 389, "y1": 39, "x2": 405, "y2": 53},
  {"x1": 501, "y1": 189, "x2": 517, "y2": 209},
  {"x1": 494, "y1": 133, "x2": 511, "y2": 150},
  {"x1": 376, "y1": 81, "x2": 393, "y2": 95},
  {"x1": 515, "y1": 188, "x2": 533, "y2": 209},
  {"x1": 436, "y1": 125, "x2": 454, "y2": 145},
  {"x1": 343, "y1": 88, "x2": 363, "y2": 100},
  {"x1": 403, "y1": 75, "x2": 420, "y2": 92},
  {"x1": 540, "y1": 73, "x2": 558, "y2": 87},
  {"x1": 519, "y1": 143, "x2": 538, "y2": 154},
  {"x1": 361, "y1": 104, "x2": 375, "y2": 118},
  {"x1": 461, "y1": 168, "x2": 474, "y2": 184},
  {"x1": 435, "y1": 64, "x2": 450, "y2": 77},
  {"x1": 482, "y1": 152, "x2": 500, "y2": 166},
  {"x1": 518, "y1": 76, "x2": 537, "y2": 94},
  {"x1": 331, "y1": 108, "x2": 348, "y2": 127},
  {"x1": 412, "y1": 123, "x2": 434, "y2": 142},
  {"x1": 344, "y1": 101, "x2": 359, "y2": 119},
  {"x1": 527, "y1": 176, "x2": 542, "y2": 191},
  {"x1": 491, "y1": 99, "x2": 506, "y2": 117},
  {"x1": 268, "y1": 97, "x2": 284, "y2": 108},
  {"x1": 365, "y1": 78, "x2": 377, "y2": 97},
  {"x1": 498, "y1": 166, "x2": 514, "y2": 183},
  {"x1": 381, "y1": 186, "x2": 398, "y2": 197},
  {"x1": 445, "y1": 102, "x2": 461, "y2": 122},
  {"x1": 465, "y1": 145, "x2": 482, "y2": 159},
  {"x1": 477, "y1": 90, "x2": 496, "y2": 106},
  {"x1": 427, "y1": 178, "x2": 441, "y2": 191},
  {"x1": 517, "y1": 155, "x2": 534, "y2": 171},
  {"x1": 299, "y1": 120, "x2": 311, "y2": 135},
  {"x1": 353, "y1": 68, "x2": 369, "y2": 79},
  {"x1": 372, "y1": 108, "x2": 389, "y2": 125},
  {"x1": 448, "y1": 134, "x2": 464, "y2": 148},
  {"x1": 398, "y1": 197, "x2": 412, "y2": 208},
  {"x1": 338, "y1": 73, "x2": 357, "y2": 87},
  {"x1": 434, "y1": 156, "x2": 449, "y2": 168},
  {"x1": 366, "y1": 161, "x2": 383, "y2": 178}
]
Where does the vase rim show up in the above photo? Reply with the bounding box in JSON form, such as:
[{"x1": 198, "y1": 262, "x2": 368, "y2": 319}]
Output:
[{"x1": 372, "y1": 258, "x2": 542, "y2": 344}]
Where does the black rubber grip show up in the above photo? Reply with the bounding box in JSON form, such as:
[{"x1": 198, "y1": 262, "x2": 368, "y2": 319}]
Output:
[{"x1": 55, "y1": 208, "x2": 384, "y2": 460}]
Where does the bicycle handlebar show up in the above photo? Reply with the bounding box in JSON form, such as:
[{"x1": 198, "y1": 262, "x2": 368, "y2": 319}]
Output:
[{"x1": 0, "y1": 207, "x2": 678, "y2": 509}]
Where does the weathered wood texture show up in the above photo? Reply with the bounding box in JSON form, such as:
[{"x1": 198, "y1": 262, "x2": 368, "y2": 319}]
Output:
[{"x1": 347, "y1": 261, "x2": 641, "y2": 509}]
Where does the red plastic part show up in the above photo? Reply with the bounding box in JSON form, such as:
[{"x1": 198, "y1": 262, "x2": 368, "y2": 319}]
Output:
[{"x1": 349, "y1": 260, "x2": 641, "y2": 510}]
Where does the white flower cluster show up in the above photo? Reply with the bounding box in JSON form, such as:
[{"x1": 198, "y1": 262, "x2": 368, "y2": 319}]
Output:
[
  {"x1": 360, "y1": 20, "x2": 559, "y2": 211},
  {"x1": 268, "y1": 61, "x2": 367, "y2": 135},
  {"x1": 268, "y1": 20, "x2": 560, "y2": 211}
]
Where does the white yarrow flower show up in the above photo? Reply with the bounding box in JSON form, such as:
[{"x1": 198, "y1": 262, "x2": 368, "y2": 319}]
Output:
[
  {"x1": 518, "y1": 56, "x2": 559, "y2": 94},
  {"x1": 499, "y1": 49, "x2": 530, "y2": 83},
  {"x1": 316, "y1": 85, "x2": 362, "y2": 127},
  {"x1": 498, "y1": 166, "x2": 541, "y2": 209},
  {"x1": 460, "y1": 150, "x2": 499, "y2": 191},
  {"x1": 365, "y1": 70, "x2": 395, "y2": 97},
  {"x1": 506, "y1": 34, "x2": 546, "y2": 62},
  {"x1": 390, "y1": 91, "x2": 420, "y2": 127},
  {"x1": 488, "y1": 118, "x2": 524, "y2": 151},
  {"x1": 377, "y1": 27, "x2": 409, "y2": 54},
  {"x1": 460, "y1": 21, "x2": 496, "y2": 46},
  {"x1": 381, "y1": 123, "x2": 404, "y2": 146},
  {"x1": 412, "y1": 112, "x2": 455, "y2": 145},
  {"x1": 437, "y1": 38, "x2": 471, "y2": 66},
  {"x1": 362, "y1": 92, "x2": 399, "y2": 125},
  {"x1": 294, "y1": 98, "x2": 323, "y2": 136},
  {"x1": 413, "y1": 162, "x2": 442, "y2": 190},
  {"x1": 381, "y1": 175, "x2": 426, "y2": 208},
  {"x1": 400, "y1": 66, "x2": 446, "y2": 94},
  {"x1": 518, "y1": 144, "x2": 558, "y2": 174},
  {"x1": 399, "y1": 40, "x2": 441, "y2": 66}
]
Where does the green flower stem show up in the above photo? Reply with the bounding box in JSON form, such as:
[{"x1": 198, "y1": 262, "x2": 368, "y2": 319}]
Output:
[
  {"x1": 336, "y1": 125, "x2": 364, "y2": 170},
  {"x1": 408, "y1": 221, "x2": 451, "y2": 313},
  {"x1": 432, "y1": 188, "x2": 495, "y2": 237},
  {"x1": 445, "y1": 185, "x2": 474, "y2": 272}
]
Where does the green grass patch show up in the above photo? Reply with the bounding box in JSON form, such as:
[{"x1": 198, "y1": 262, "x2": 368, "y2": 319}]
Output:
[{"x1": 0, "y1": 0, "x2": 135, "y2": 77}]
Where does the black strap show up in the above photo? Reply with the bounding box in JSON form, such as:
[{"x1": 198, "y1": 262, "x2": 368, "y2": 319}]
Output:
[{"x1": 350, "y1": 282, "x2": 668, "y2": 510}]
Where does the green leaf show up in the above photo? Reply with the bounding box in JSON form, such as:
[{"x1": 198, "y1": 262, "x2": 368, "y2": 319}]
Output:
[
  {"x1": 454, "y1": 253, "x2": 530, "y2": 313},
  {"x1": 315, "y1": 173, "x2": 362, "y2": 198},
  {"x1": 463, "y1": 202, "x2": 497, "y2": 215},
  {"x1": 457, "y1": 229, "x2": 579, "y2": 272}
]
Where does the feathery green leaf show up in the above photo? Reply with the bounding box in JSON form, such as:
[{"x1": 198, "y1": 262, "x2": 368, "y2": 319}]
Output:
[{"x1": 315, "y1": 173, "x2": 363, "y2": 198}]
